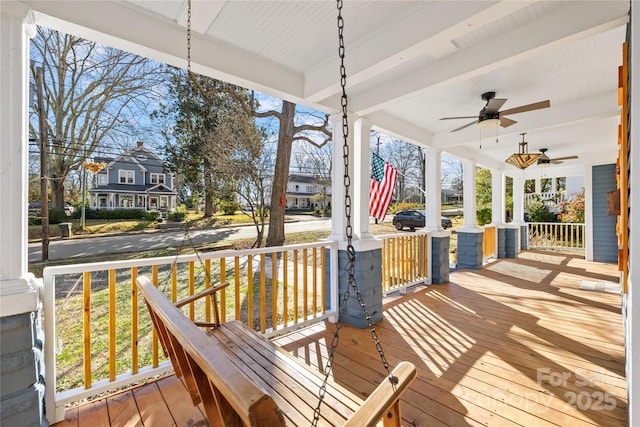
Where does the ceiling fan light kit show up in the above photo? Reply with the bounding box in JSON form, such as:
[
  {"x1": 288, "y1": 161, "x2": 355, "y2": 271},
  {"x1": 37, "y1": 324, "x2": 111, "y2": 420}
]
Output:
[
  {"x1": 505, "y1": 133, "x2": 541, "y2": 169},
  {"x1": 478, "y1": 117, "x2": 500, "y2": 130}
]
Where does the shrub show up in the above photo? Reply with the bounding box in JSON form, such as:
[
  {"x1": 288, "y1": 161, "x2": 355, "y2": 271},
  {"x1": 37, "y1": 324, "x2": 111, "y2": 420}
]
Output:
[
  {"x1": 48, "y1": 208, "x2": 68, "y2": 224},
  {"x1": 560, "y1": 190, "x2": 585, "y2": 223},
  {"x1": 143, "y1": 210, "x2": 161, "y2": 221},
  {"x1": 219, "y1": 200, "x2": 239, "y2": 215},
  {"x1": 86, "y1": 209, "x2": 150, "y2": 220},
  {"x1": 476, "y1": 207, "x2": 492, "y2": 226},
  {"x1": 167, "y1": 211, "x2": 185, "y2": 222}
]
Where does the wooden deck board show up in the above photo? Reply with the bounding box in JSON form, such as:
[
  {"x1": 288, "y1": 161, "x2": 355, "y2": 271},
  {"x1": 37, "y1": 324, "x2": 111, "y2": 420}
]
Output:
[{"x1": 53, "y1": 251, "x2": 627, "y2": 426}]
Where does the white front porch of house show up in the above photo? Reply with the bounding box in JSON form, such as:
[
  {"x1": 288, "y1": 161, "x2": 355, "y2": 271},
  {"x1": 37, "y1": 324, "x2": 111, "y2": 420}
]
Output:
[{"x1": 1, "y1": 1, "x2": 639, "y2": 426}]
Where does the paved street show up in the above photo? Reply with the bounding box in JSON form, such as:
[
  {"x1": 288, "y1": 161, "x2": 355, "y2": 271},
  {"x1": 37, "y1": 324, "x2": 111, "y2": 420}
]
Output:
[{"x1": 28, "y1": 216, "x2": 332, "y2": 262}]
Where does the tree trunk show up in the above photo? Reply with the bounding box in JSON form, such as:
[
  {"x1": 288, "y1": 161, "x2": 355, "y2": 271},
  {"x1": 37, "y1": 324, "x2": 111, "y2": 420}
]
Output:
[
  {"x1": 203, "y1": 160, "x2": 214, "y2": 218},
  {"x1": 266, "y1": 101, "x2": 295, "y2": 247},
  {"x1": 50, "y1": 178, "x2": 65, "y2": 210}
]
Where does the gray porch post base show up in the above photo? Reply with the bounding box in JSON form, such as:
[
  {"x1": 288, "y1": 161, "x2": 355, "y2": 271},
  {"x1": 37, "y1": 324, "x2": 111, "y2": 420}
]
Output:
[
  {"x1": 497, "y1": 227, "x2": 519, "y2": 259},
  {"x1": 457, "y1": 231, "x2": 483, "y2": 270},
  {"x1": 504, "y1": 227, "x2": 519, "y2": 258},
  {"x1": 325, "y1": 248, "x2": 383, "y2": 329},
  {"x1": 497, "y1": 228, "x2": 506, "y2": 258},
  {"x1": 0, "y1": 311, "x2": 46, "y2": 427},
  {"x1": 431, "y1": 235, "x2": 450, "y2": 284},
  {"x1": 519, "y1": 225, "x2": 529, "y2": 250}
]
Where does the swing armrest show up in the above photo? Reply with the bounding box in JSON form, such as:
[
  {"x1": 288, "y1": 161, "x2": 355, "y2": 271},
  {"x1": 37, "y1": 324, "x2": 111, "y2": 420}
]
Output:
[
  {"x1": 174, "y1": 281, "x2": 230, "y2": 308},
  {"x1": 343, "y1": 361, "x2": 416, "y2": 427}
]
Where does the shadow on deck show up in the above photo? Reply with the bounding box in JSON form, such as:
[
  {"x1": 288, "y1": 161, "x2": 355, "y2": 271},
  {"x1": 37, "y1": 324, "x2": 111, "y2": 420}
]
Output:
[{"x1": 54, "y1": 251, "x2": 627, "y2": 426}]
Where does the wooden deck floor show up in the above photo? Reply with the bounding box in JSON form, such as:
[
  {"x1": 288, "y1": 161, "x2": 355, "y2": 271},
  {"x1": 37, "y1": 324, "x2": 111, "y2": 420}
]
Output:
[{"x1": 53, "y1": 251, "x2": 626, "y2": 426}]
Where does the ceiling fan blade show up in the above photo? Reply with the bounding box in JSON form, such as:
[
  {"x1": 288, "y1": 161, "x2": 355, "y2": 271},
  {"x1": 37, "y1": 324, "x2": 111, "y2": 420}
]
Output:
[
  {"x1": 500, "y1": 100, "x2": 551, "y2": 116},
  {"x1": 440, "y1": 116, "x2": 477, "y2": 120},
  {"x1": 500, "y1": 116, "x2": 517, "y2": 128},
  {"x1": 486, "y1": 98, "x2": 507, "y2": 113},
  {"x1": 451, "y1": 120, "x2": 478, "y2": 132},
  {"x1": 550, "y1": 159, "x2": 564, "y2": 164},
  {"x1": 551, "y1": 155, "x2": 579, "y2": 162}
]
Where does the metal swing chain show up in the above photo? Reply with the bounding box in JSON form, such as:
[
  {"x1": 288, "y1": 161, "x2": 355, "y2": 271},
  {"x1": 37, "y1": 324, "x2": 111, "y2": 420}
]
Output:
[{"x1": 312, "y1": 2, "x2": 395, "y2": 425}]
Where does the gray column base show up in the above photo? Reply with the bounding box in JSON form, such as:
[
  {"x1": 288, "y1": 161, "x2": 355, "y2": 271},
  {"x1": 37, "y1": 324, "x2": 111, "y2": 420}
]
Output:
[
  {"x1": 520, "y1": 225, "x2": 528, "y2": 250},
  {"x1": 431, "y1": 236, "x2": 450, "y2": 284},
  {"x1": 497, "y1": 227, "x2": 519, "y2": 259},
  {"x1": 325, "y1": 248, "x2": 383, "y2": 328},
  {"x1": 1, "y1": 311, "x2": 47, "y2": 427},
  {"x1": 457, "y1": 231, "x2": 483, "y2": 270}
]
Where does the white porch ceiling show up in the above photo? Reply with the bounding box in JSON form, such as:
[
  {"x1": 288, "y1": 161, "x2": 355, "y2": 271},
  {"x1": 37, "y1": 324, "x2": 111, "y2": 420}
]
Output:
[{"x1": 20, "y1": 0, "x2": 629, "y2": 176}]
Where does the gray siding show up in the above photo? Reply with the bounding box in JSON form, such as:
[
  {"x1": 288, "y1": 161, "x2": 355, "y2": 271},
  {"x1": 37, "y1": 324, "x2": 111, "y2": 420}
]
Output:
[{"x1": 592, "y1": 164, "x2": 618, "y2": 263}]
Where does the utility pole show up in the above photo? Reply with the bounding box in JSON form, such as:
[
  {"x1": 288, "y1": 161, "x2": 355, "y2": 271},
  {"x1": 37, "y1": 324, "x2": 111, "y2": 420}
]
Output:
[
  {"x1": 36, "y1": 67, "x2": 49, "y2": 260},
  {"x1": 81, "y1": 147, "x2": 87, "y2": 230}
]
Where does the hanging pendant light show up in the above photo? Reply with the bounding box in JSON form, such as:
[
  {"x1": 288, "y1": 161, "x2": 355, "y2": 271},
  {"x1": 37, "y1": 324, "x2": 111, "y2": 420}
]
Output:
[{"x1": 505, "y1": 133, "x2": 541, "y2": 169}]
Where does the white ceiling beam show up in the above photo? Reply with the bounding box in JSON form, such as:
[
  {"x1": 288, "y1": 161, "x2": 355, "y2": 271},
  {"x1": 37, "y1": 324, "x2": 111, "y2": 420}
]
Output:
[
  {"x1": 305, "y1": 1, "x2": 533, "y2": 102},
  {"x1": 365, "y1": 111, "x2": 433, "y2": 148},
  {"x1": 349, "y1": 1, "x2": 628, "y2": 116},
  {"x1": 176, "y1": 0, "x2": 227, "y2": 34},
  {"x1": 25, "y1": 0, "x2": 310, "y2": 105}
]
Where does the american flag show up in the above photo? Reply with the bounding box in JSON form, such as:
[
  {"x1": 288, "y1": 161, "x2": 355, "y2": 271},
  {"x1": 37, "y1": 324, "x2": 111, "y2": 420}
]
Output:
[{"x1": 369, "y1": 153, "x2": 398, "y2": 221}]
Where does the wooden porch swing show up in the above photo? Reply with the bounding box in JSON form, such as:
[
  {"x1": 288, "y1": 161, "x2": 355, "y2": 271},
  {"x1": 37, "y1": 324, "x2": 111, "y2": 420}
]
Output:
[{"x1": 137, "y1": 1, "x2": 416, "y2": 425}]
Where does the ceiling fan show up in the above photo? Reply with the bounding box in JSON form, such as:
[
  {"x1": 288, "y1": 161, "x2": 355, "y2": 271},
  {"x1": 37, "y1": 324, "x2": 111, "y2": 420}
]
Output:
[
  {"x1": 440, "y1": 91, "x2": 551, "y2": 133},
  {"x1": 537, "y1": 148, "x2": 579, "y2": 166}
]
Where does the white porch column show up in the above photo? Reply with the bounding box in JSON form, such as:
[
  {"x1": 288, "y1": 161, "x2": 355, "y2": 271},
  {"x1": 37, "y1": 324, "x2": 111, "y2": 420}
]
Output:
[
  {"x1": 328, "y1": 113, "x2": 353, "y2": 242},
  {"x1": 460, "y1": 158, "x2": 478, "y2": 229},
  {"x1": 551, "y1": 177, "x2": 557, "y2": 193},
  {"x1": 491, "y1": 169, "x2": 505, "y2": 225},
  {"x1": 353, "y1": 118, "x2": 373, "y2": 239},
  {"x1": 425, "y1": 147, "x2": 443, "y2": 231},
  {"x1": 535, "y1": 177, "x2": 542, "y2": 194},
  {"x1": 0, "y1": 2, "x2": 39, "y2": 316},
  {"x1": 1, "y1": 4, "x2": 46, "y2": 427},
  {"x1": 584, "y1": 164, "x2": 594, "y2": 261},
  {"x1": 512, "y1": 176, "x2": 526, "y2": 223}
]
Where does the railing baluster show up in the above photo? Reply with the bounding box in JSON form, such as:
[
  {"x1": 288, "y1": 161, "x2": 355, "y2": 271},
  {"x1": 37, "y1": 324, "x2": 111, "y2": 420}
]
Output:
[
  {"x1": 283, "y1": 251, "x2": 288, "y2": 325},
  {"x1": 188, "y1": 261, "x2": 195, "y2": 320},
  {"x1": 271, "y1": 252, "x2": 277, "y2": 331},
  {"x1": 303, "y1": 248, "x2": 308, "y2": 320},
  {"x1": 234, "y1": 256, "x2": 240, "y2": 321},
  {"x1": 151, "y1": 265, "x2": 159, "y2": 368},
  {"x1": 247, "y1": 255, "x2": 254, "y2": 330},
  {"x1": 131, "y1": 267, "x2": 139, "y2": 375},
  {"x1": 83, "y1": 271, "x2": 92, "y2": 389},
  {"x1": 219, "y1": 258, "x2": 226, "y2": 323},
  {"x1": 293, "y1": 250, "x2": 299, "y2": 323},
  {"x1": 260, "y1": 254, "x2": 266, "y2": 333},
  {"x1": 320, "y1": 247, "x2": 326, "y2": 314},
  {"x1": 312, "y1": 247, "x2": 317, "y2": 316},
  {"x1": 108, "y1": 269, "x2": 116, "y2": 382}
]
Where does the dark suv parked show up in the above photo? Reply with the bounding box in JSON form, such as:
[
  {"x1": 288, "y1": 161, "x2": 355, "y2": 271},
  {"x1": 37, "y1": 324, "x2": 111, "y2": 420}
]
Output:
[{"x1": 392, "y1": 209, "x2": 452, "y2": 231}]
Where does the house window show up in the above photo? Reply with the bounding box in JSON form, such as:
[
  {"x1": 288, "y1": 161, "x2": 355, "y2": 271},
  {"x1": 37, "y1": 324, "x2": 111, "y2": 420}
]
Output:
[
  {"x1": 150, "y1": 173, "x2": 165, "y2": 184},
  {"x1": 295, "y1": 184, "x2": 299, "y2": 192},
  {"x1": 120, "y1": 195, "x2": 133, "y2": 207},
  {"x1": 160, "y1": 196, "x2": 168, "y2": 209},
  {"x1": 97, "y1": 174, "x2": 107, "y2": 186},
  {"x1": 306, "y1": 185, "x2": 314, "y2": 192},
  {"x1": 119, "y1": 170, "x2": 135, "y2": 184}
]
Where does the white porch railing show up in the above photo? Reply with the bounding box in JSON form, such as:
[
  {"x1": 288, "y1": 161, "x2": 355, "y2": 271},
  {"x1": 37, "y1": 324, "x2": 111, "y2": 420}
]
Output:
[
  {"x1": 43, "y1": 241, "x2": 338, "y2": 424},
  {"x1": 527, "y1": 222, "x2": 585, "y2": 251},
  {"x1": 524, "y1": 190, "x2": 565, "y2": 204},
  {"x1": 379, "y1": 231, "x2": 431, "y2": 295}
]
